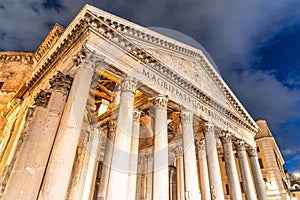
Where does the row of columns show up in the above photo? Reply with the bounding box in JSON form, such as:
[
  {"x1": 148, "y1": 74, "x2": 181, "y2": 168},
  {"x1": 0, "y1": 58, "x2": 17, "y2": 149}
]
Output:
[
  {"x1": 2, "y1": 45, "x2": 268, "y2": 200},
  {"x1": 2, "y1": 72, "x2": 73, "y2": 199},
  {"x1": 95, "y1": 75, "x2": 268, "y2": 200}
]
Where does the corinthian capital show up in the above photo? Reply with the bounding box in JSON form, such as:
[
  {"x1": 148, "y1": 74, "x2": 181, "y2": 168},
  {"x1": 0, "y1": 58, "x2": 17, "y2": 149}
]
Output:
[
  {"x1": 153, "y1": 94, "x2": 168, "y2": 109},
  {"x1": 34, "y1": 90, "x2": 51, "y2": 108},
  {"x1": 203, "y1": 122, "x2": 214, "y2": 135},
  {"x1": 235, "y1": 140, "x2": 246, "y2": 151},
  {"x1": 49, "y1": 71, "x2": 73, "y2": 94},
  {"x1": 180, "y1": 110, "x2": 193, "y2": 124},
  {"x1": 120, "y1": 77, "x2": 137, "y2": 94},
  {"x1": 247, "y1": 146, "x2": 257, "y2": 157},
  {"x1": 108, "y1": 120, "x2": 117, "y2": 136},
  {"x1": 219, "y1": 131, "x2": 232, "y2": 144},
  {"x1": 195, "y1": 138, "x2": 205, "y2": 152},
  {"x1": 72, "y1": 45, "x2": 105, "y2": 70},
  {"x1": 174, "y1": 146, "x2": 183, "y2": 157},
  {"x1": 133, "y1": 109, "x2": 141, "y2": 122}
]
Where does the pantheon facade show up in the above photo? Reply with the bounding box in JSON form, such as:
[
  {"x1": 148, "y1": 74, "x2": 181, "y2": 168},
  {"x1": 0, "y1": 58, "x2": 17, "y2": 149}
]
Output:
[{"x1": 0, "y1": 5, "x2": 270, "y2": 200}]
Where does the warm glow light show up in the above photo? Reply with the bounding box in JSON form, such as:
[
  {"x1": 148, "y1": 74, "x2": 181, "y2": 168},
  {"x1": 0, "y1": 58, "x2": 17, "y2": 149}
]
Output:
[
  {"x1": 98, "y1": 99, "x2": 109, "y2": 116},
  {"x1": 294, "y1": 172, "x2": 300, "y2": 178}
]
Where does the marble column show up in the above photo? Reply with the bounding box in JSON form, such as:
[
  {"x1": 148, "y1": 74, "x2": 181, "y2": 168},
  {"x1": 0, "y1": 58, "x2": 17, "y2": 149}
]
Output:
[
  {"x1": 2, "y1": 90, "x2": 51, "y2": 200},
  {"x1": 169, "y1": 166, "x2": 177, "y2": 200},
  {"x1": 181, "y1": 110, "x2": 201, "y2": 200},
  {"x1": 145, "y1": 152, "x2": 154, "y2": 200},
  {"x1": 235, "y1": 141, "x2": 256, "y2": 200},
  {"x1": 195, "y1": 139, "x2": 211, "y2": 200},
  {"x1": 174, "y1": 146, "x2": 185, "y2": 200},
  {"x1": 97, "y1": 120, "x2": 116, "y2": 200},
  {"x1": 106, "y1": 77, "x2": 137, "y2": 200},
  {"x1": 81, "y1": 128, "x2": 102, "y2": 200},
  {"x1": 204, "y1": 123, "x2": 224, "y2": 200},
  {"x1": 127, "y1": 109, "x2": 141, "y2": 200},
  {"x1": 153, "y1": 95, "x2": 169, "y2": 200},
  {"x1": 19, "y1": 72, "x2": 73, "y2": 200},
  {"x1": 39, "y1": 47, "x2": 104, "y2": 200},
  {"x1": 220, "y1": 131, "x2": 242, "y2": 200},
  {"x1": 247, "y1": 146, "x2": 267, "y2": 200}
]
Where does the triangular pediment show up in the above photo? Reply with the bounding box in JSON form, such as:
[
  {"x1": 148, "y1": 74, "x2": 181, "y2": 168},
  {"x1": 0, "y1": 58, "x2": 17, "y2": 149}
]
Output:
[{"x1": 84, "y1": 5, "x2": 258, "y2": 131}]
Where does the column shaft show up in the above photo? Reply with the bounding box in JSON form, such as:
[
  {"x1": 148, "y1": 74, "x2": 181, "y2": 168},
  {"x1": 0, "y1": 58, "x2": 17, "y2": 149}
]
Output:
[
  {"x1": 39, "y1": 49, "x2": 102, "y2": 200},
  {"x1": 236, "y1": 141, "x2": 256, "y2": 200},
  {"x1": 23, "y1": 72, "x2": 72, "y2": 200},
  {"x1": 175, "y1": 146, "x2": 185, "y2": 200},
  {"x1": 97, "y1": 120, "x2": 116, "y2": 199},
  {"x1": 248, "y1": 147, "x2": 267, "y2": 200},
  {"x1": 220, "y1": 132, "x2": 242, "y2": 200},
  {"x1": 204, "y1": 123, "x2": 224, "y2": 200},
  {"x1": 181, "y1": 111, "x2": 201, "y2": 200},
  {"x1": 82, "y1": 129, "x2": 101, "y2": 200},
  {"x1": 127, "y1": 109, "x2": 141, "y2": 200},
  {"x1": 3, "y1": 90, "x2": 50, "y2": 199},
  {"x1": 195, "y1": 139, "x2": 211, "y2": 200},
  {"x1": 106, "y1": 77, "x2": 137, "y2": 200},
  {"x1": 153, "y1": 95, "x2": 169, "y2": 200}
]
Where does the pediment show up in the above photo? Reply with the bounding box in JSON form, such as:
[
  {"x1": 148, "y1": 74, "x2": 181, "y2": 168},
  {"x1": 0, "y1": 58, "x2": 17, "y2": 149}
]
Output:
[{"x1": 139, "y1": 48, "x2": 228, "y2": 107}]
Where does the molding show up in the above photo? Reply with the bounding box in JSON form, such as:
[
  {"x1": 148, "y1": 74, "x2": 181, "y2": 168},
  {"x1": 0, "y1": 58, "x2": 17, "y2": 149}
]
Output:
[
  {"x1": 34, "y1": 24, "x2": 64, "y2": 62},
  {"x1": 22, "y1": 6, "x2": 258, "y2": 136},
  {"x1": 0, "y1": 52, "x2": 34, "y2": 65},
  {"x1": 1, "y1": 98, "x2": 22, "y2": 118},
  {"x1": 86, "y1": 6, "x2": 258, "y2": 131}
]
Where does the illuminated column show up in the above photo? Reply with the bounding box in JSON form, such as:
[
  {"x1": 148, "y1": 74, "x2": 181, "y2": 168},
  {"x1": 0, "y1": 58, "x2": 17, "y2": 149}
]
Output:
[
  {"x1": 174, "y1": 146, "x2": 185, "y2": 200},
  {"x1": 181, "y1": 110, "x2": 201, "y2": 200},
  {"x1": 220, "y1": 131, "x2": 242, "y2": 200},
  {"x1": 19, "y1": 72, "x2": 72, "y2": 200},
  {"x1": 204, "y1": 123, "x2": 224, "y2": 200},
  {"x1": 235, "y1": 140, "x2": 256, "y2": 200},
  {"x1": 39, "y1": 47, "x2": 104, "y2": 200},
  {"x1": 2, "y1": 90, "x2": 51, "y2": 199},
  {"x1": 106, "y1": 77, "x2": 137, "y2": 200},
  {"x1": 127, "y1": 109, "x2": 141, "y2": 200},
  {"x1": 195, "y1": 139, "x2": 211, "y2": 200},
  {"x1": 97, "y1": 120, "x2": 116, "y2": 200},
  {"x1": 81, "y1": 128, "x2": 102, "y2": 200},
  {"x1": 152, "y1": 95, "x2": 169, "y2": 200},
  {"x1": 247, "y1": 146, "x2": 268, "y2": 200}
]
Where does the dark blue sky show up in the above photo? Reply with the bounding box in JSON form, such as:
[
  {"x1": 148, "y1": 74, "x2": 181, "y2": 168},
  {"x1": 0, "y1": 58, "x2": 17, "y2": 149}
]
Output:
[{"x1": 0, "y1": 0, "x2": 300, "y2": 172}]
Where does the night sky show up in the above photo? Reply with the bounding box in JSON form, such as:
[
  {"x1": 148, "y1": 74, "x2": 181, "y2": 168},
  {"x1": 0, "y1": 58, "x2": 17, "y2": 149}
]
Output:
[{"x1": 1, "y1": 0, "x2": 300, "y2": 173}]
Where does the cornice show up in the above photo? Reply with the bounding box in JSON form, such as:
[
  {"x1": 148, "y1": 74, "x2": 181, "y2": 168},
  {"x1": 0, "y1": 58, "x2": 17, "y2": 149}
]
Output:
[
  {"x1": 34, "y1": 24, "x2": 64, "y2": 62},
  {"x1": 87, "y1": 5, "x2": 257, "y2": 131},
  {"x1": 23, "y1": 5, "x2": 258, "y2": 134},
  {"x1": 1, "y1": 98, "x2": 22, "y2": 118},
  {"x1": 0, "y1": 52, "x2": 34, "y2": 65},
  {"x1": 26, "y1": 18, "x2": 89, "y2": 89},
  {"x1": 84, "y1": 10, "x2": 258, "y2": 134}
]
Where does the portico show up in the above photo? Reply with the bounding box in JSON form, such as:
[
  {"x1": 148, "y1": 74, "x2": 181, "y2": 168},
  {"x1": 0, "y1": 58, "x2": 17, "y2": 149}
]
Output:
[{"x1": 0, "y1": 5, "x2": 268, "y2": 200}]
